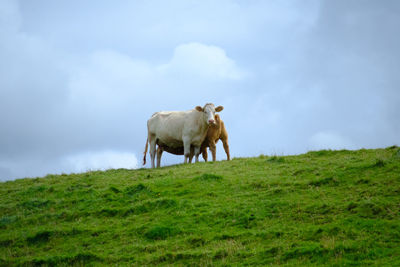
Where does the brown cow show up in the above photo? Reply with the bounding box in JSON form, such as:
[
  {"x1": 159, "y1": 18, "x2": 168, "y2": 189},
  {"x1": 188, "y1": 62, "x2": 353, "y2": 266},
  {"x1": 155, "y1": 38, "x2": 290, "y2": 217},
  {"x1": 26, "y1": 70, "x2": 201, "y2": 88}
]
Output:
[
  {"x1": 155, "y1": 114, "x2": 230, "y2": 167},
  {"x1": 200, "y1": 114, "x2": 230, "y2": 162}
]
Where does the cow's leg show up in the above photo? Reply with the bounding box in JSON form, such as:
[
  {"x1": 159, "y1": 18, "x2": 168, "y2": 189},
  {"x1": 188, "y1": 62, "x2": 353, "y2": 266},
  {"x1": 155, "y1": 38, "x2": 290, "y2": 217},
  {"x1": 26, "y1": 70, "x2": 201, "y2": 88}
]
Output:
[
  {"x1": 156, "y1": 146, "x2": 163, "y2": 168},
  {"x1": 149, "y1": 136, "x2": 157, "y2": 168},
  {"x1": 202, "y1": 146, "x2": 208, "y2": 162},
  {"x1": 220, "y1": 122, "x2": 230, "y2": 161},
  {"x1": 183, "y1": 137, "x2": 191, "y2": 164},
  {"x1": 221, "y1": 137, "x2": 230, "y2": 161},
  {"x1": 209, "y1": 141, "x2": 217, "y2": 161},
  {"x1": 189, "y1": 146, "x2": 194, "y2": 163},
  {"x1": 194, "y1": 146, "x2": 201, "y2": 163}
]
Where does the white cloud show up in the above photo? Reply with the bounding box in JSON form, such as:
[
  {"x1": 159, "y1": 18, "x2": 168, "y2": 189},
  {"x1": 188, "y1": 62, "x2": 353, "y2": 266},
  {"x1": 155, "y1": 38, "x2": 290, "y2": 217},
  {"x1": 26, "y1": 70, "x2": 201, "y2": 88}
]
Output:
[
  {"x1": 69, "y1": 43, "x2": 245, "y2": 105},
  {"x1": 66, "y1": 42, "x2": 247, "y2": 115},
  {"x1": 158, "y1": 42, "x2": 246, "y2": 80}
]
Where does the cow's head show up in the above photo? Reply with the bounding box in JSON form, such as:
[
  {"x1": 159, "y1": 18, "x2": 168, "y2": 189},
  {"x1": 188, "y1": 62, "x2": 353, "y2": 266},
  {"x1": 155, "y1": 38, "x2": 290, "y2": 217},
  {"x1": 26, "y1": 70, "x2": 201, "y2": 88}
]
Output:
[{"x1": 195, "y1": 103, "x2": 223, "y2": 125}]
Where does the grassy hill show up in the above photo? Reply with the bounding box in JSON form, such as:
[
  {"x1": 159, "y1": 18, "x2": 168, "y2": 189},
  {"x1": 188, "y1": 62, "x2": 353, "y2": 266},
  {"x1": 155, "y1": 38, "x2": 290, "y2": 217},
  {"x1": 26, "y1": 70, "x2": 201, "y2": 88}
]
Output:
[{"x1": 1, "y1": 147, "x2": 400, "y2": 266}]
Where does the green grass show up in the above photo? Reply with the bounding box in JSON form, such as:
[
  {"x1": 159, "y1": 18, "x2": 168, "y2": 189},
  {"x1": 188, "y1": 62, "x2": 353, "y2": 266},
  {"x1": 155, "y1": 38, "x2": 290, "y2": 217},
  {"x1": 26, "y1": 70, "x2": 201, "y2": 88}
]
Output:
[{"x1": 1, "y1": 147, "x2": 400, "y2": 266}]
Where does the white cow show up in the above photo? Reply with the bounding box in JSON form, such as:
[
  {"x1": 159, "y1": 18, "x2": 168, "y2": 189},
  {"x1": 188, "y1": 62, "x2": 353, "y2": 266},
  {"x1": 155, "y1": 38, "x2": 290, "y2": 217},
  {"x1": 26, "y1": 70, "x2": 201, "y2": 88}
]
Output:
[{"x1": 143, "y1": 103, "x2": 224, "y2": 168}]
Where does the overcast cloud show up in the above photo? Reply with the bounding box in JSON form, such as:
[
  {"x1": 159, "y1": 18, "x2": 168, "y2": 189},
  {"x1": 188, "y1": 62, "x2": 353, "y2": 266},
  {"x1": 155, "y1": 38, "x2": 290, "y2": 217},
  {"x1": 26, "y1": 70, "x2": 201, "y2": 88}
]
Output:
[{"x1": 0, "y1": 0, "x2": 399, "y2": 181}]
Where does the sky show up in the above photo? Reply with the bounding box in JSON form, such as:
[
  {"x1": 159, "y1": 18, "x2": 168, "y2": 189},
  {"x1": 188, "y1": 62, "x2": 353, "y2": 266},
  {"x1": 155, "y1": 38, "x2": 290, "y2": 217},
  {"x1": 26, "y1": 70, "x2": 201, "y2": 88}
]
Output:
[{"x1": 0, "y1": 0, "x2": 399, "y2": 181}]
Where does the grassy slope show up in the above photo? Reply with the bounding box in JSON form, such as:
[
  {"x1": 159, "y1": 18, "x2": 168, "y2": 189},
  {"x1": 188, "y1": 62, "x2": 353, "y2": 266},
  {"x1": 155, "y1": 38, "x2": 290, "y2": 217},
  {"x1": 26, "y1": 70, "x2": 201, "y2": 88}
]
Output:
[{"x1": 1, "y1": 147, "x2": 400, "y2": 266}]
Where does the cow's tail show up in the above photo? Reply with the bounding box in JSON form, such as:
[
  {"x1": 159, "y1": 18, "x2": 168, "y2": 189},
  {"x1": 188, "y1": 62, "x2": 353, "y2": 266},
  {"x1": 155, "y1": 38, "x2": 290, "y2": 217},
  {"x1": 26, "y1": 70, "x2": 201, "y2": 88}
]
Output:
[{"x1": 143, "y1": 137, "x2": 148, "y2": 165}]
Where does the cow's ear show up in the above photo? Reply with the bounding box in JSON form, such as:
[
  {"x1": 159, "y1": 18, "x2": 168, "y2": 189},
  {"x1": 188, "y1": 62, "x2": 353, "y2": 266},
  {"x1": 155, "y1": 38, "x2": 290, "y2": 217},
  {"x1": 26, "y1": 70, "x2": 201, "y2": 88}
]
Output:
[
  {"x1": 215, "y1": 106, "x2": 224, "y2": 112},
  {"x1": 195, "y1": 106, "x2": 203, "y2": 112}
]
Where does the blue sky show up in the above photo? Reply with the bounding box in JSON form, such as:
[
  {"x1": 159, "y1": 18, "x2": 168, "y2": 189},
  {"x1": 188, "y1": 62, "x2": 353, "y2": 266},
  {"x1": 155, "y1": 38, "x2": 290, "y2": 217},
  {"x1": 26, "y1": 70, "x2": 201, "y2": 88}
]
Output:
[{"x1": 1, "y1": 0, "x2": 399, "y2": 180}]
